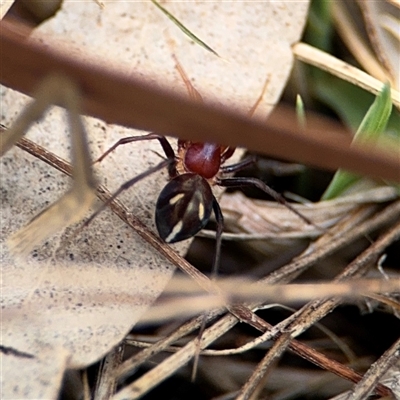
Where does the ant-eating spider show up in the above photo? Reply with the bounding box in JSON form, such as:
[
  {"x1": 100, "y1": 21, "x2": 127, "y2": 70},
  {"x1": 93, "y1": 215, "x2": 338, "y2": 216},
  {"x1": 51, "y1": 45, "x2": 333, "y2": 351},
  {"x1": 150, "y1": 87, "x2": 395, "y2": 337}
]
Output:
[{"x1": 89, "y1": 58, "x2": 314, "y2": 275}]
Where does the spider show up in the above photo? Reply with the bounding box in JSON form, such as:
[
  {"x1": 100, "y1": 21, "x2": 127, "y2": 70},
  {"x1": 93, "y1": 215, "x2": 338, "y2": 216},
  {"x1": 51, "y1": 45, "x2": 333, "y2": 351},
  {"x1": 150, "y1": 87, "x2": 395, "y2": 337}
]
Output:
[
  {"x1": 88, "y1": 57, "x2": 313, "y2": 274},
  {"x1": 1, "y1": 60, "x2": 311, "y2": 266}
]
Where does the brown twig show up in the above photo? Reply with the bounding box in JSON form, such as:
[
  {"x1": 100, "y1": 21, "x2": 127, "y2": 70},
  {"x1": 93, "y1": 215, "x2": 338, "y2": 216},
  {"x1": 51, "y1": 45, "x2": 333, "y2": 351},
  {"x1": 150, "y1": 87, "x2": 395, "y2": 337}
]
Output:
[{"x1": 1, "y1": 19, "x2": 400, "y2": 182}]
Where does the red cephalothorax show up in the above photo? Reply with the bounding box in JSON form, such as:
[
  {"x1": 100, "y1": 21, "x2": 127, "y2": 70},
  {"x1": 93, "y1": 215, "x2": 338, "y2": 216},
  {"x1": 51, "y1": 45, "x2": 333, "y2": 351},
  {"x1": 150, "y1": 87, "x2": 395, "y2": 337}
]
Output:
[{"x1": 177, "y1": 139, "x2": 236, "y2": 183}]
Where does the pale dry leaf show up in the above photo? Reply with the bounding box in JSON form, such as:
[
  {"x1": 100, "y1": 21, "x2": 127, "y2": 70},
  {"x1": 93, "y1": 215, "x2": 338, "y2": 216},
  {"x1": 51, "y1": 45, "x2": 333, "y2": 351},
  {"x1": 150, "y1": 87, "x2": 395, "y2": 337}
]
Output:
[
  {"x1": 0, "y1": 1, "x2": 310, "y2": 398},
  {"x1": 0, "y1": 346, "x2": 68, "y2": 399},
  {"x1": 218, "y1": 187, "x2": 399, "y2": 256},
  {"x1": 0, "y1": 0, "x2": 13, "y2": 19}
]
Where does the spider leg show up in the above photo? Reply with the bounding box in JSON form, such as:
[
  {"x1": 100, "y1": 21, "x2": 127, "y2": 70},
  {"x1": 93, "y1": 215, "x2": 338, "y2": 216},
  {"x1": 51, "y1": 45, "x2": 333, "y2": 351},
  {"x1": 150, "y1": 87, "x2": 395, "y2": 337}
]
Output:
[
  {"x1": 95, "y1": 133, "x2": 177, "y2": 178},
  {"x1": 83, "y1": 158, "x2": 173, "y2": 228},
  {"x1": 220, "y1": 147, "x2": 236, "y2": 164},
  {"x1": 211, "y1": 196, "x2": 224, "y2": 278},
  {"x1": 85, "y1": 133, "x2": 178, "y2": 227},
  {"x1": 190, "y1": 195, "x2": 224, "y2": 381},
  {"x1": 2, "y1": 74, "x2": 97, "y2": 256},
  {"x1": 218, "y1": 176, "x2": 317, "y2": 228},
  {"x1": 220, "y1": 155, "x2": 257, "y2": 174}
]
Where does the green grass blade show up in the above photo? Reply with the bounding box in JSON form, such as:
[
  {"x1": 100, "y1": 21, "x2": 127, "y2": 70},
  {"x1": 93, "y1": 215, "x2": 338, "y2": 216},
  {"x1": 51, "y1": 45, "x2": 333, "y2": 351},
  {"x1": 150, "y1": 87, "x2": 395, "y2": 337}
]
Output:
[
  {"x1": 354, "y1": 84, "x2": 392, "y2": 144},
  {"x1": 296, "y1": 94, "x2": 306, "y2": 130},
  {"x1": 321, "y1": 83, "x2": 393, "y2": 200},
  {"x1": 151, "y1": 0, "x2": 219, "y2": 57}
]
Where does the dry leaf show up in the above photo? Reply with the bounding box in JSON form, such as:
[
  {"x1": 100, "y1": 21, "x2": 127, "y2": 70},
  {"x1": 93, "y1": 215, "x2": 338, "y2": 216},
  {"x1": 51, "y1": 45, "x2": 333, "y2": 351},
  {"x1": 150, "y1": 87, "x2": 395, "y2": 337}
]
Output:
[
  {"x1": 1, "y1": 1, "x2": 310, "y2": 398},
  {"x1": 220, "y1": 187, "x2": 399, "y2": 236},
  {"x1": 0, "y1": 0, "x2": 13, "y2": 19}
]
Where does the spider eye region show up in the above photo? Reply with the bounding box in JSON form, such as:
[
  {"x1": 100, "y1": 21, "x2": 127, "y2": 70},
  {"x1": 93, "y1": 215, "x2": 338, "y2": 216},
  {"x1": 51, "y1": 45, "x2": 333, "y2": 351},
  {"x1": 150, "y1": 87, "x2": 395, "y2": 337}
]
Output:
[{"x1": 155, "y1": 173, "x2": 214, "y2": 243}]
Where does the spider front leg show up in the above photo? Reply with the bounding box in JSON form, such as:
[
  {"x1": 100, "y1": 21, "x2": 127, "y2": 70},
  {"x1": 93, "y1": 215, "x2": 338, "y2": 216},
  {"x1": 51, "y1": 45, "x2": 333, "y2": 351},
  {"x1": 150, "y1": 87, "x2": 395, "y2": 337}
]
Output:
[
  {"x1": 84, "y1": 158, "x2": 173, "y2": 227},
  {"x1": 95, "y1": 133, "x2": 177, "y2": 178},
  {"x1": 1, "y1": 74, "x2": 97, "y2": 256},
  {"x1": 84, "y1": 133, "x2": 177, "y2": 226}
]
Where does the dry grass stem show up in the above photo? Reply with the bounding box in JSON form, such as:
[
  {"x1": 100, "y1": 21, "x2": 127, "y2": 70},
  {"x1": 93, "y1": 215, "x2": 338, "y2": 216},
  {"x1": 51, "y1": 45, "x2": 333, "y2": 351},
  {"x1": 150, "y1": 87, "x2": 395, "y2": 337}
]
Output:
[
  {"x1": 113, "y1": 314, "x2": 242, "y2": 400},
  {"x1": 332, "y1": 1, "x2": 392, "y2": 83},
  {"x1": 236, "y1": 333, "x2": 292, "y2": 400},
  {"x1": 292, "y1": 42, "x2": 400, "y2": 109},
  {"x1": 115, "y1": 210, "x2": 400, "y2": 397},
  {"x1": 270, "y1": 218, "x2": 400, "y2": 340},
  {"x1": 349, "y1": 336, "x2": 400, "y2": 399},
  {"x1": 118, "y1": 316, "x2": 204, "y2": 379},
  {"x1": 225, "y1": 306, "x2": 393, "y2": 397},
  {"x1": 262, "y1": 204, "x2": 382, "y2": 285},
  {"x1": 93, "y1": 344, "x2": 124, "y2": 400}
]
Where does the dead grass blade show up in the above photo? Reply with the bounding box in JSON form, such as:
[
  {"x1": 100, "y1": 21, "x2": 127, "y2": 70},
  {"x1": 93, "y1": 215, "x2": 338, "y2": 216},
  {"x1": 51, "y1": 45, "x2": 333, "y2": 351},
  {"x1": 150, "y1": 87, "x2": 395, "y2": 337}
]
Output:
[
  {"x1": 293, "y1": 42, "x2": 400, "y2": 108},
  {"x1": 236, "y1": 333, "x2": 292, "y2": 400},
  {"x1": 93, "y1": 344, "x2": 125, "y2": 400},
  {"x1": 349, "y1": 335, "x2": 400, "y2": 399}
]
